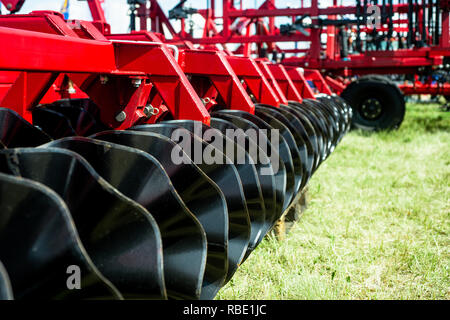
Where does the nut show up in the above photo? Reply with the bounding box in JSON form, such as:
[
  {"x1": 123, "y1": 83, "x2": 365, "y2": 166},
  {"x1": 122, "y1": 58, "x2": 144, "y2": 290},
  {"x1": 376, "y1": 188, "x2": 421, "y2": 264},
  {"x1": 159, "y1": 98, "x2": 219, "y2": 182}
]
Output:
[{"x1": 115, "y1": 111, "x2": 127, "y2": 122}]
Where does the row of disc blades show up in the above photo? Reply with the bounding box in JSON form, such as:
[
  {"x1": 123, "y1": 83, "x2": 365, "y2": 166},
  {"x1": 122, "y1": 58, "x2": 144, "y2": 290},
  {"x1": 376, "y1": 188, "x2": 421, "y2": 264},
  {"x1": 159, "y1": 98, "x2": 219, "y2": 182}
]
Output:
[{"x1": 0, "y1": 95, "x2": 352, "y2": 300}]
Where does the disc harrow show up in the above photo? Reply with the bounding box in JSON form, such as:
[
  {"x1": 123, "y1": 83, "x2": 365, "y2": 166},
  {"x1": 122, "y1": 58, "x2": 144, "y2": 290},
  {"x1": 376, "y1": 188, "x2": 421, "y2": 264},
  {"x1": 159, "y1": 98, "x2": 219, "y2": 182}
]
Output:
[{"x1": 0, "y1": 10, "x2": 352, "y2": 300}]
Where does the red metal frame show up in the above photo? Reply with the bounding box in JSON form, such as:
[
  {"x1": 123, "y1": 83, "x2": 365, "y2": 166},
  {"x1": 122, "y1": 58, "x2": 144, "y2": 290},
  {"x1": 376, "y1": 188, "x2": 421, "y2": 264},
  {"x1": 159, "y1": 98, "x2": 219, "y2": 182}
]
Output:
[
  {"x1": 0, "y1": 0, "x2": 346, "y2": 109},
  {"x1": 0, "y1": 11, "x2": 210, "y2": 127},
  {"x1": 0, "y1": 0, "x2": 24, "y2": 13},
  {"x1": 11, "y1": 0, "x2": 446, "y2": 129},
  {"x1": 178, "y1": 49, "x2": 255, "y2": 113},
  {"x1": 266, "y1": 64, "x2": 303, "y2": 102},
  {"x1": 134, "y1": 0, "x2": 450, "y2": 97},
  {"x1": 284, "y1": 67, "x2": 316, "y2": 100},
  {"x1": 0, "y1": 9, "x2": 307, "y2": 132},
  {"x1": 226, "y1": 55, "x2": 281, "y2": 107}
]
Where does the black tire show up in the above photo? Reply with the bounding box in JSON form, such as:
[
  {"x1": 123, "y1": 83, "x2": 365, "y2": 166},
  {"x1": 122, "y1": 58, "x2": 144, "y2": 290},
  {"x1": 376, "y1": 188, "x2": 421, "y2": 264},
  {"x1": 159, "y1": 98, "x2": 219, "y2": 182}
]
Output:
[{"x1": 341, "y1": 75, "x2": 405, "y2": 131}]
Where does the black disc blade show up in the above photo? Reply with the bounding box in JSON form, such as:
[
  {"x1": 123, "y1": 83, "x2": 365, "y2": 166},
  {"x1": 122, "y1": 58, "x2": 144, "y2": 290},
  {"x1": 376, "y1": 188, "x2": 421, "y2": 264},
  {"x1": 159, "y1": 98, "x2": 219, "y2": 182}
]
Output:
[
  {"x1": 32, "y1": 107, "x2": 77, "y2": 139},
  {"x1": 0, "y1": 108, "x2": 51, "y2": 148},
  {"x1": 90, "y1": 130, "x2": 228, "y2": 299},
  {"x1": 256, "y1": 104, "x2": 316, "y2": 186},
  {"x1": 253, "y1": 108, "x2": 304, "y2": 196},
  {"x1": 0, "y1": 172, "x2": 122, "y2": 300},
  {"x1": 213, "y1": 110, "x2": 293, "y2": 212},
  {"x1": 209, "y1": 116, "x2": 276, "y2": 242},
  {"x1": 210, "y1": 112, "x2": 284, "y2": 238},
  {"x1": 290, "y1": 100, "x2": 330, "y2": 163},
  {"x1": 207, "y1": 118, "x2": 267, "y2": 256},
  {"x1": 314, "y1": 96, "x2": 341, "y2": 148},
  {"x1": 43, "y1": 137, "x2": 213, "y2": 299},
  {"x1": 0, "y1": 260, "x2": 13, "y2": 300},
  {"x1": 155, "y1": 119, "x2": 266, "y2": 258},
  {"x1": 38, "y1": 99, "x2": 109, "y2": 136},
  {"x1": 129, "y1": 123, "x2": 251, "y2": 283},
  {"x1": 0, "y1": 148, "x2": 169, "y2": 300}
]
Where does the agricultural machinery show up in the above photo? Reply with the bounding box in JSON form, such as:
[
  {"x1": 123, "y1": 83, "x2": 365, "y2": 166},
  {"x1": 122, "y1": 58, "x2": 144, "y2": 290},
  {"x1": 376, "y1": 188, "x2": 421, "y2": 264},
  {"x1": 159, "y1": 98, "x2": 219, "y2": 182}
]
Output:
[
  {"x1": 0, "y1": 0, "x2": 354, "y2": 300},
  {"x1": 0, "y1": 0, "x2": 444, "y2": 300},
  {"x1": 144, "y1": 0, "x2": 450, "y2": 130}
]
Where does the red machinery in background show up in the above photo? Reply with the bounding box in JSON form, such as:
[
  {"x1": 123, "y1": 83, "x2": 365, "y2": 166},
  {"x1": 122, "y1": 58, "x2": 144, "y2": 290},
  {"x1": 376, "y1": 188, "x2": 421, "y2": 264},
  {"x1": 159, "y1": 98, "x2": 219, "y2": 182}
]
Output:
[
  {"x1": 0, "y1": 2, "x2": 352, "y2": 300},
  {"x1": 136, "y1": 0, "x2": 450, "y2": 130}
]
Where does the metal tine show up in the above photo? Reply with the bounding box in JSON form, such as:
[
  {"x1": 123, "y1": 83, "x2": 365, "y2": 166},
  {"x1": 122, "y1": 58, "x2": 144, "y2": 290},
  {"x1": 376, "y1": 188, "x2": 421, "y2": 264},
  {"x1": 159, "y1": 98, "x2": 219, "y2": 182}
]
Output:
[
  {"x1": 214, "y1": 110, "x2": 293, "y2": 213},
  {"x1": 209, "y1": 117, "x2": 270, "y2": 257},
  {"x1": 253, "y1": 108, "x2": 304, "y2": 196},
  {"x1": 89, "y1": 130, "x2": 228, "y2": 299},
  {"x1": 211, "y1": 112, "x2": 286, "y2": 232},
  {"x1": 0, "y1": 108, "x2": 51, "y2": 148},
  {"x1": 0, "y1": 260, "x2": 13, "y2": 300},
  {"x1": 256, "y1": 104, "x2": 317, "y2": 181},
  {"x1": 0, "y1": 172, "x2": 122, "y2": 300},
  {"x1": 153, "y1": 119, "x2": 266, "y2": 259},
  {"x1": 43, "y1": 137, "x2": 215, "y2": 300},
  {"x1": 126, "y1": 124, "x2": 250, "y2": 284},
  {"x1": 0, "y1": 148, "x2": 170, "y2": 300}
]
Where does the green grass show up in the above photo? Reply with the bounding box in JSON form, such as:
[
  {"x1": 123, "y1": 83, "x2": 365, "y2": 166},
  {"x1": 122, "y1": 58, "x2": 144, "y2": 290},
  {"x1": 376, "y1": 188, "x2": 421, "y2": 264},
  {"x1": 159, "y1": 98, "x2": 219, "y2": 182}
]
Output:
[{"x1": 217, "y1": 101, "x2": 450, "y2": 300}]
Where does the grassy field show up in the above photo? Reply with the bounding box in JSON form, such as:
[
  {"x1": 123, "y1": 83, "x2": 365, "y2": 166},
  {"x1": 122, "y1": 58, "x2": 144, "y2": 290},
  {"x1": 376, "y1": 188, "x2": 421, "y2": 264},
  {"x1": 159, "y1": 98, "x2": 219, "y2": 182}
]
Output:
[{"x1": 217, "y1": 101, "x2": 450, "y2": 300}]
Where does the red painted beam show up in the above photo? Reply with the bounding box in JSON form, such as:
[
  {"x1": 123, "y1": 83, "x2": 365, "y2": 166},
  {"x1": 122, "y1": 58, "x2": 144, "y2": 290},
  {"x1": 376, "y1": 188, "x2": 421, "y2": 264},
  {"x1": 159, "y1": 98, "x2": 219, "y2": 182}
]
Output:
[
  {"x1": 399, "y1": 83, "x2": 450, "y2": 95},
  {"x1": 0, "y1": 26, "x2": 116, "y2": 73},
  {"x1": 179, "y1": 50, "x2": 255, "y2": 113},
  {"x1": 267, "y1": 64, "x2": 303, "y2": 102},
  {"x1": 324, "y1": 76, "x2": 346, "y2": 95},
  {"x1": 256, "y1": 60, "x2": 289, "y2": 105},
  {"x1": 226, "y1": 4, "x2": 411, "y2": 18},
  {"x1": 304, "y1": 69, "x2": 333, "y2": 95},
  {"x1": 166, "y1": 34, "x2": 309, "y2": 45},
  {"x1": 226, "y1": 56, "x2": 281, "y2": 107},
  {"x1": 285, "y1": 67, "x2": 316, "y2": 100}
]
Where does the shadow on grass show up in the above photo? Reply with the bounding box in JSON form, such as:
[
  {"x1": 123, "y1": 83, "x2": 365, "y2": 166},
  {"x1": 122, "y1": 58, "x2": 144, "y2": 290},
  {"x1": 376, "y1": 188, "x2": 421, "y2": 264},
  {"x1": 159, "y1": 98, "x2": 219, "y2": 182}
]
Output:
[
  {"x1": 351, "y1": 128, "x2": 391, "y2": 137},
  {"x1": 350, "y1": 107, "x2": 449, "y2": 136},
  {"x1": 410, "y1": 115, "x2": 450, "y2": 133}
]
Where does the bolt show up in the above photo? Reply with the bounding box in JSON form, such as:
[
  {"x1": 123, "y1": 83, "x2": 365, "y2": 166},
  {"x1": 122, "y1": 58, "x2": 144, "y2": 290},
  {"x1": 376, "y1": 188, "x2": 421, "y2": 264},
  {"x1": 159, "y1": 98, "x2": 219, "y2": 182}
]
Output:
[
  {"x1": 115, "y1": 111, "x2": 127, "y2": 122},
  {"x1": 67, "y1": 87, "x2": 76, "y2": 94},
  {"x1": 6, "y1": 3, "x2": 12, "y2": 10},
  {"x1": 143, "y1": 105, "x2": 152, "y2": 116},
  {"x1": 100, "y1": 75, "x2": 108, "y2": 85},
  {"x1": 132, "y1": 79, "x2": 142, "y2": 87},
  {"x1": 143, "y1": 105, "x2": 159, "y2": 117}
]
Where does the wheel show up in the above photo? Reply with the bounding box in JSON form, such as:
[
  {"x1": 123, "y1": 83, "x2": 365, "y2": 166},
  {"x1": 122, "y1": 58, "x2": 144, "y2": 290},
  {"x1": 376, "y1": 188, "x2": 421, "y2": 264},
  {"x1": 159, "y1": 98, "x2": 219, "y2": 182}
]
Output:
[{"x1": 341, "y1": 75, "x2": 405, "y2": 130}]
